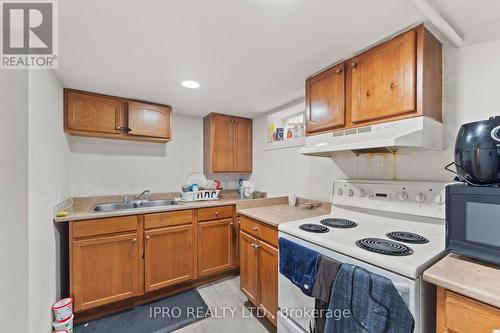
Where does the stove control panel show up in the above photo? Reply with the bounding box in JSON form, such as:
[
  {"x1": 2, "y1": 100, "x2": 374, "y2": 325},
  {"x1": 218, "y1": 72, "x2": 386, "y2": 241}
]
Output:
[{"x1": 332, "y1": 180, "x2": 448, "y2": 219}]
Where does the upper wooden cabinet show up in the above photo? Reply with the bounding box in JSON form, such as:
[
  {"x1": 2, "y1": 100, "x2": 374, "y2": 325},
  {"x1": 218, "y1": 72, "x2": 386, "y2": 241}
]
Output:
[
  {"x1": 306, "y1": 63, "x2": 345, "y2": 134},
  {"x1": 65, "y1": 90, "x2": 126, "y2": 135},
  {"x1": 64, "y1": 89, "x2": 172, "y2": 143},
  {"x1": 350, "y1": 29, "x2": 416, "y2": 123},
  {"x1": 128, "y1": 101, "x2": 171, "y2": 139},
  {"x1": 204, "y1": 113, "x2": 252, "y2": 173},
  {"x1": 305, "y1": 25, "x2": 442, "y2": 136}
]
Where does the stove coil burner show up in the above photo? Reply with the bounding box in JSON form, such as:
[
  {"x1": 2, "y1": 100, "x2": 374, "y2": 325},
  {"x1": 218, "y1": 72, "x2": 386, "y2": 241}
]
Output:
[
  {"x1": 386, "y1": 231, "x2": 429, "y2": 244},
  {"x1": 356, "y1": 238, "x2": 414, "y2": 256},
  {"x1": 320, "y1": 218, "x2": 358, "y2": 229},
  {"x1": 299, "y1": 223, "x2": 329, "y2": 233}
]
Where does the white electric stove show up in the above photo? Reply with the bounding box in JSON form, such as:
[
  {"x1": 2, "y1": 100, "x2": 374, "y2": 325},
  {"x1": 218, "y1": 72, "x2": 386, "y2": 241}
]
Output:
[{"x1": 277, "y1": 179, "x2": 448, "y2": 333}]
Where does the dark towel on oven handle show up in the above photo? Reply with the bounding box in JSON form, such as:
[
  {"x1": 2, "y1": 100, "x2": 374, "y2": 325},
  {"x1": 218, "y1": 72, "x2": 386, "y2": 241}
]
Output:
[{"x1": 310, "y1": 255, "x2": 342, "y2": 333}]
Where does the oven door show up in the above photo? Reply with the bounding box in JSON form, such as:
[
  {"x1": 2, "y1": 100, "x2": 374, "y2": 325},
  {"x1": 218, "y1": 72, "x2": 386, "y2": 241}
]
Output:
[
  {"x1": 278, "y1": 233, "x2": 421, "y2": 333},
  {"x1": 446, "y1": 184, "x2": 500, "y2": 265}
]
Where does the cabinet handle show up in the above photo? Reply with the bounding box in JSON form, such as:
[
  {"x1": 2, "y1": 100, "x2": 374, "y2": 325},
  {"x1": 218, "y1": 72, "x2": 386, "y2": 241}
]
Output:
[
  {"x1": 254, "y1": 244, "x2": 260, "y2": 249},
  {"x1": 146, "y1": 236, "x2": 151, "y2": 241},
  {"x1": 366, "y1": 90, "x2": 372, "y2": 97},
  {"x1": 351, "y1": 62, "x2": 357, "y2": 68},
  {"x1": 390, "y1": 82, "x2": 397, "y2": 89},
  {"x1": 116, "y1": 126, "x2": 132, "y2": 132},
  {"x1": 132, "y1": 238, "x2": 137, "y2": 243},
  {"x1": 335, "y1": 68, "x2": 342, "y2": 74},
  {"x1": 215, "y1": 211, "x2": 219, "y2": 216},
  {"x1": 252, "y1": 226, "x2": 258, "y2": 231},
  {"x1": 250, "y1": 243, "x2": 255, "y2": 248},
  {"x1": 230, "y1": 222, "x2": 234, "y2": 225}
]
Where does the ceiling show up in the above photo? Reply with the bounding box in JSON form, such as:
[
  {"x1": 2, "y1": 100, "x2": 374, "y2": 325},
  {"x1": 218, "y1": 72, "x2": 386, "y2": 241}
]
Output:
[{"x1": 55, "y1": 0, "x2": 500, "y2": 118}]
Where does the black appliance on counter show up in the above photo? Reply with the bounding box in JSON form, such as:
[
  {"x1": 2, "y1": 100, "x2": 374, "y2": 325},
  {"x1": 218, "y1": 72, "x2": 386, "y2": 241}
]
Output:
[
  {"x1": 446, "y1": 116, "x2": 500, "y2": 266},
  {"x1": 454, "y1": 116, "x2": 500, "y2": 184},
  {"x1": 446, "y1": 183, "x2": 500, "y2": 266}
]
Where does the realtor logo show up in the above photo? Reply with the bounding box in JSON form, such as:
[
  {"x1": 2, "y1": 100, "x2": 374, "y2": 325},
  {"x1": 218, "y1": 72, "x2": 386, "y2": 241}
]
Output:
[{"x1": 1, "y1": 0, "x2": 58, "y2": 68}]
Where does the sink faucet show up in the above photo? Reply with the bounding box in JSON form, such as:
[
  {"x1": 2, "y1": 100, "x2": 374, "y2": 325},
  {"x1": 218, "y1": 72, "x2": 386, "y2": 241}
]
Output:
[{"x1": 136, "y1": 189, "x2": 151, "y2": 201}]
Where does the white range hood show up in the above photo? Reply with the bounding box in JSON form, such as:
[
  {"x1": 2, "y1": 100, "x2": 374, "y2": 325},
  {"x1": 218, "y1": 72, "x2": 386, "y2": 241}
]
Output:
[{"x1": 300, "y1": 116, "x2": 443, "y2": 156}]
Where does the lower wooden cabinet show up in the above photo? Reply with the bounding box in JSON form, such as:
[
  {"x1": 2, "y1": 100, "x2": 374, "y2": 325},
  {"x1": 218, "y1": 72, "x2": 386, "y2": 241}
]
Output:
[
  {"x1": 144, "y1": 224, "x2": 195, "y2": 292},
  {"x1": 70, "y1": 206, "x2": 237, "y2": 314},
  {"x1": 197, "y1": 218, "x2": 234, "y2": 277},
  {"x1": 257, "y1": 240, "x2": 278, "y2": 324},
  {"x1": 240, "y1": 231, "x2": 259, "y2": 305},
  {"x1": 239, "y1": 216, "x2": 279, "y2": 326},
  {"x1": 72, "y1": 232, "x2": 140, "y2": 311},
  {"x1": 437, "y1": 287, "x2": 500, "y2": 333}
]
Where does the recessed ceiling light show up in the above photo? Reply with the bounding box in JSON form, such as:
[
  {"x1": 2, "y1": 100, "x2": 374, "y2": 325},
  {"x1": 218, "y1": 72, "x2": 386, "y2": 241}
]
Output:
[{"x1": 182, "y1": 80, "x2": 200, "y2": 89}]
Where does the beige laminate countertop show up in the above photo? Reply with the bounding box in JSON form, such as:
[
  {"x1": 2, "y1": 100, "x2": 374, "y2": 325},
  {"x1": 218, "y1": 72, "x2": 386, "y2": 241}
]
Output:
[
  {"x1": 54, "y1": 192, "x2": 290, "y2": 223},
  {"x1": 423, "y1": 253, "x2": 500, "y2": 308},
  {"x1": 238, "y1": 203, "x2": 331, "y2": 227}
]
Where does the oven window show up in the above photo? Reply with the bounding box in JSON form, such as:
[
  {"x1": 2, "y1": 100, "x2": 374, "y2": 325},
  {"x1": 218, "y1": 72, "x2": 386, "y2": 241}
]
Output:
[{"x1": 466, "y1": 202, "x2": 500, "y2": 247}]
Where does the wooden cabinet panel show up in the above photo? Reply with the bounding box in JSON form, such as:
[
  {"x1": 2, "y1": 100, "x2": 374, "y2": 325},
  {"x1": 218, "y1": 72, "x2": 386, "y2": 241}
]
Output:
[
  {"x1": 240, "y1": 216, "x2": 278, "y2": 247},
  {"x1": 72, "y1": 216, "x2": 138, "y2": 239},
  {"x1": 204, "y1": 113, "x2": 252, "y2": 173},
  {"x1": 144, "y1": 225, "x2": 194, "y2": 292},
  {"x1": 306, "y1": 63, "x2": 345, "y2": 134},
  {"x1": 128, "y1": 101, "x2": 171, "y2": 139},
  {"x1": 198, "y1": 205, "x2": 233, "y2": 222},
  {"x1": 239, "y1": 231, "x2": 258, "y2": 305},
  {"x1": 305, "y1": 25, "x2": 441, "y2": 136},
  {"x1": 350, "y1": 29, "x2": 416, "y2": 123},
  {"x1": 211, "y1": 114, "x2": 235, "y2": 172},
  {"x1": 437, "y1": 287, "x2": 500, "y2": 333},
  {"x1": 72, "y1": 233, "x2": 139, "y2": 311},
  {"x1": 65, "y1": 90, "x2": 124, "y2": 134},
  {"x1": 144, "y1": 210, "x2": 193, "y2": 229},
  {"x1": 198, "y1": 218, "x2": 233, "y2": 277},
  {"x1": 257, "y1": 240, "x2": 278, "y2": 326},
  {"x1": 64, "y1": 89, "x2": 172, "y2": 142},
  {"x1": 234, "y1": 117, "x2": 252, "y2": 172}
]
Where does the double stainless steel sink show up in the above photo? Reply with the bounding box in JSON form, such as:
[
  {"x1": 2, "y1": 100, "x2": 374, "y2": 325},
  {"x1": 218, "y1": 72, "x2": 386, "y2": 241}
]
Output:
[{"x1": 91, "y1": 199, "x2": 178, "y2": 213}]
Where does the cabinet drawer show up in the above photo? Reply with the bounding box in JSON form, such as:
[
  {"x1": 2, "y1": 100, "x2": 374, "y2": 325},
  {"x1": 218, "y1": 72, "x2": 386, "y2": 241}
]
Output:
[
  {"x1": 145, "y1": 210, "x2": 193, "y2": 229},
  {"x1": 446, "y1": 291, "x2": 500, "y2": 333},
  {"x1": 240, "y1": 216, "x2": 278, "y2": 248},
  {"x1": 72, "y1": 216, "x2": 138, "y2": 239},
  {"x1": 198, "y1": 205, "x2": 233, "y2": 222}
]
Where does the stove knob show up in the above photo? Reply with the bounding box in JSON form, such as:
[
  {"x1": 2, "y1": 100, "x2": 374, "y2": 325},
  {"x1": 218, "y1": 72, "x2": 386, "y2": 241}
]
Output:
[
  {"x1": 337, "y1": 188, "x2": 344, "y2": 196},
  {"x1": 415, "y1": 193, "x2": 426, "y2": 203},
  {"x1": 348, "y1": 189, "x2": 354, "y2": 197},
  {"x1": 359, "y1": 189, "x2": 366, "y2": 198},
  {"x1": 433, "y1": 194, "x2": 444, "y2": 204},
  {"x1": 398, "y1": 192, "x2": 409, "y2": 201}
]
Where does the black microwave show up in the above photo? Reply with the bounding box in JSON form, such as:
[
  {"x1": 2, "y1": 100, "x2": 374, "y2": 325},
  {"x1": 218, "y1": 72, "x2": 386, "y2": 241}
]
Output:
[{"x1": 446, "y1": 183, "x2": 500, "y2": 266}]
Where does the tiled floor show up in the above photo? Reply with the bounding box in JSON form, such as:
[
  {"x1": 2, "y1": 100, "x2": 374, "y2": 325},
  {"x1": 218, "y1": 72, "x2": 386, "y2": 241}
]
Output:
[{"x1": 176, "y1": 277, "x2": 276, "y2": 333}]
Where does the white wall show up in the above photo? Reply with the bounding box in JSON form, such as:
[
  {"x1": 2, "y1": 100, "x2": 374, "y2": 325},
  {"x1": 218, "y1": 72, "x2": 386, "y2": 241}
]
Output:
[
  {"x1": 69, "y1": 114, "x2": 204, "y2": 196},
  {"x1": 0, "y1": 71, "x2": 29, "y2": 331},
  {"x1": 28, "y1": 70, "x2": 71, "y2": 332},
  {"x1": 251, "y1": 39, "x2": 500, "y2": 200}
]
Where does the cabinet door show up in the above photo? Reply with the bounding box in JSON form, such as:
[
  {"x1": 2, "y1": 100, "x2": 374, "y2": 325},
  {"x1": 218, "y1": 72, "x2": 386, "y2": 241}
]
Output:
[
  {"x1": 350, "y1": 29, "x2": 416, "y2": 124},
  {"x1": 234, "y1": 118, "x2": 252, "y2": 172},
  {"x1": 72, "y1": 233, "x2": 139, "y2": 311},
  {"x1": 66, "y1": 90, "x2": 125, "y2": 134},
  {"x1": 211, "y1": 114, "x2": 235, "y2": 172},
  {"x1": 128, "y1": 101, "x2": 171, "y2": 139},
  {"x1": 197, "y1": 218, "x2": 233, "y2": 277},
  {"x1": 257, "y1": 240, "x2": 278, "y2": 325},
  {"x1": 239, "y1": 231, "x2": 258, "y2": 305},
  {"x1": 144, "y1": 225, "x2": 194, "y2": 292},
  {"x1": 306, "y1": 63, "x2": 345, "y2": 135}
]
